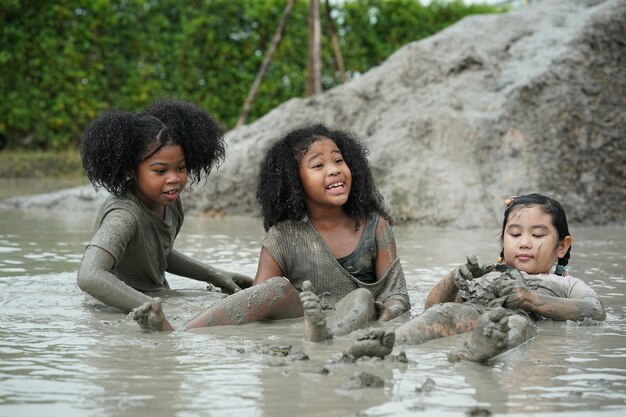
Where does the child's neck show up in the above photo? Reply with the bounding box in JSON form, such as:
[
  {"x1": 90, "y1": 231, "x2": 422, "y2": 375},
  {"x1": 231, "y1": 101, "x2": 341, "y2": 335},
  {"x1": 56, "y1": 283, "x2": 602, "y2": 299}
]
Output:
[
  {"x1": 307, "y1": 208, "x2": 365, "y2": 259},
  {"x1": 307, "y1": 207, "x2": 352, "y2": 231}
]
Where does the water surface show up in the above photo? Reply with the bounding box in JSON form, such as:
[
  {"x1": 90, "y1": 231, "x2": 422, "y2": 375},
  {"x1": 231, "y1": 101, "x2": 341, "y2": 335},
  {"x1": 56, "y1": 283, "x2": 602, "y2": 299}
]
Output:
[{"x1": 1, "y1": 208, "x2": 624, "y2": 417}]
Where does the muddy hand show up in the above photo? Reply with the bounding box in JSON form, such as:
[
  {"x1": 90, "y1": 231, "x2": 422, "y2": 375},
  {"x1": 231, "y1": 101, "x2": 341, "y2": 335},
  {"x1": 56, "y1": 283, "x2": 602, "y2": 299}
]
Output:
[
  {"x1": 130, "y1": 297, "x2": 167, "y2": 332},
  {"x1": 375, "y1": 301, "x2": 398, "y2": 322},
  {"x1": 466, "y1": 255, "x2": 496, "y2": 278},
  {"x1": 496, "y1": 269, "x2": 535, "y2": 310},
  {"x1": 232, "y1": 273, "x2": 254, "y2": 290},
  {"x1": 214, "y1": 272, "x2": 252, "y2": 295},
  {"x1": 453, "y1": 256, "x2": 496, "y2": 291},
  {"x1": 452, "y1": 264, "x2": 472, "y2": 291}
]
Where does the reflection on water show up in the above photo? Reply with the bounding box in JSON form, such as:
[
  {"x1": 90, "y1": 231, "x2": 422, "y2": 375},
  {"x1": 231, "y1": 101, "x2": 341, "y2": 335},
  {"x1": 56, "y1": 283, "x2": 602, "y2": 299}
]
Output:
[{"x1": 1, "y1": 208, "x2": 625, "y2": 417}]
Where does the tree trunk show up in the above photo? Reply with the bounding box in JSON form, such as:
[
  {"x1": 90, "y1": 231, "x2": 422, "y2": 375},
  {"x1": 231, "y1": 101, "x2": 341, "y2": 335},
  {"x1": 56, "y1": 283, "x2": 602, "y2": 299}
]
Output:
[
  {"x1": 236, "y1": 0, "x2": 296, "y2": 128},
  {"x1": 325, "y1": 0, "x2": 346, "y2": 83},
  {"x1": 307, "y1": 0, "x2": 322, "y2": 96}
]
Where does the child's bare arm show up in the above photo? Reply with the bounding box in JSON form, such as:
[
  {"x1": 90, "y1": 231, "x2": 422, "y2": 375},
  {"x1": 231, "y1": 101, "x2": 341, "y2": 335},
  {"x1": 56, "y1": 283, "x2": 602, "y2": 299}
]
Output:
[
  {"x1": 424, "y1": 270, "x2": 460, "y2": 309},
  {"x1": 378, "y1": 298, "x2": 407, "y2": 321},
  {"x1": 166, "y1": 249, "x2": 253, "y2": 294},
  {"x1": 531, "y1": 294, "x2": 606, "y2": 321},
  {"x1": 374, "y1": 218, "x2": 411, "y2": 317},
  {"x1": 497, "y1": 278, "x2": 606, "y2": 321},
  {"x1": 374, "y1": 217, "x2": 397, "y2": 279},
  {"x1": 253, "y1": 246, "x2": 285, "y2": 285},
  {"x1": 77, "y1": 245, "x2": 153, "y2": 312}
]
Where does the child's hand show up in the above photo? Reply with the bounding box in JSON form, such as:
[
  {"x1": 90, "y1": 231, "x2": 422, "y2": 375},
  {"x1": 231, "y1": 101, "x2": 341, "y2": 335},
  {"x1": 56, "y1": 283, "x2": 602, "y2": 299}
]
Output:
[
  {"x1": 376, "y1": 300, "x2": 406, "y2": 321},
  {"x1": 231, "y1": 273, "x2": 254, "y2": 290},
  {"x1": 129, "y1": 298, "x2": 173, "y2": 331},
  {"x1": 216, "y1": 272, "x2": 254, "y2": 294},
  {"x1": 496, "y1": 269, "x2": 537, "y2": 310},
  {"x1": 452, "y1": 255, "x2": 496, "y2": 290},
  {"x1": 452, "y1": 265, "x2": 473, "y2": 291},
  {"x1": 466, "y1": 255, "x2": 496, "y2": 278}
]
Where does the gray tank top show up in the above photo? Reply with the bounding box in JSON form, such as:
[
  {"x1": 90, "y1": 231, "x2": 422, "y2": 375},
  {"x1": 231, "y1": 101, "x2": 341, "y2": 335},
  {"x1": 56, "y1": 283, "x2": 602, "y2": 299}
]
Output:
[{"x1": 337, "y1": 212, "x2": 379, "y2": 284}]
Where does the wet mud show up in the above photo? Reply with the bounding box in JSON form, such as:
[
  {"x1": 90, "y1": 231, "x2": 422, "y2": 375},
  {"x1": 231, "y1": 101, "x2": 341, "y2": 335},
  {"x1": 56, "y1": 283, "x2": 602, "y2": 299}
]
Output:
[{"x1": 1, "y1": 211, "x2": 625, "y2": 417}]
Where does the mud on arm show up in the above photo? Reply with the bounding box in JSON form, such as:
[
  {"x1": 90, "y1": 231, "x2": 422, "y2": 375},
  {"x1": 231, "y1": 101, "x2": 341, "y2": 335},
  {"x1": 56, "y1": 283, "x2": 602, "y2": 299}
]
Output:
[
  {"x1": 374, "y1": 218, "x2": 410, "y2": 320},
  {"x1": 424, "y1": 270, "x2": 461, "y2": 309},
  {"x1": 377, "y1": 298, "x2": 408, "y2": 321},
  {"x1": 530, "y1": 294, "x2": 606, "y2": 321},
  {"x1": 497, "y1": 276, "x2": 606, "y2": 321},
  {"x1": 77, "y1": 245, "x2": 153, "y2": 312}
]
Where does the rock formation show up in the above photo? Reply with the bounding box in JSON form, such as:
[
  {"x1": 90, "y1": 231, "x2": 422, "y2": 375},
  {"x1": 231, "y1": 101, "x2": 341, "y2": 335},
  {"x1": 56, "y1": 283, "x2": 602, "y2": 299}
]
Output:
[{"x1": 184, "y1": 0, "x2": 625, "y2": 227}]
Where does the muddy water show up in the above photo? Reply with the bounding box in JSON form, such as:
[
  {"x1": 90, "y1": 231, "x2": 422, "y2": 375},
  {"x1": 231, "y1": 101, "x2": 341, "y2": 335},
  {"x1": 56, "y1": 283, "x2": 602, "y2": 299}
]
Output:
[
  {"x1": 0, "y1": 178, "x2": 87, "y2": 201},
  {"x1": 1, "y1": 207, "x2": 625, "y2": 417}
]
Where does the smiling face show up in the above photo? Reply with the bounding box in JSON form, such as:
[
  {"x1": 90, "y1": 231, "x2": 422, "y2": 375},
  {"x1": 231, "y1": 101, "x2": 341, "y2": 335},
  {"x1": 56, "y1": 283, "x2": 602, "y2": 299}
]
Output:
[
  {"x1": 502, "y1": 205, "x2": 572, "y2": 274},
  {"x1": 130, "y1": 143, "x2": 188, "y2": 213},
  {"x1": 298, "y1": 137, "x2": 352, "y2": 212}
]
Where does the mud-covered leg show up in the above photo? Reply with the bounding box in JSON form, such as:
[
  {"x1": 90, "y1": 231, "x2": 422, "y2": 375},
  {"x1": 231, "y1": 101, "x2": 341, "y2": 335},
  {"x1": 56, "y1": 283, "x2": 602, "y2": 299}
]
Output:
[
  {"x1": 300, "y1": 281, "x2": 330, "y2": 342},
  {"x1": 506, "y1": 314, "x2": 537, "y2": 347},
  {"x1": 184, "y1": 276, "x2": 303, "y2": 330},
  {"x1": 447, "y1": 307, "x2": 510, "y2": 363},
  {"x1": 394, "y1": 302, "x2": 482, "y2": 345},
  {"x1": 328, "y1": 288, "x2": 375, "y2": 337},
  {"x1": 348, "y1": 328, "x2": 395, "y2": 359}
]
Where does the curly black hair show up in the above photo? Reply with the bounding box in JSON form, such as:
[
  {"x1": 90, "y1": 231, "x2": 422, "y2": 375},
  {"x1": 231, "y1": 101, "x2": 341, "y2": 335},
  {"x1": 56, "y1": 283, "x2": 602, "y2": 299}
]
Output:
[
  {"x1": 499, "y1": 193, "x2": 571, "y2": 275},
  {"x1": 256, "y1": 124, "x2": 392, "y2": 232},
  {"x1": 80, "y1": 99, "x2": 225, "y2": 197}
]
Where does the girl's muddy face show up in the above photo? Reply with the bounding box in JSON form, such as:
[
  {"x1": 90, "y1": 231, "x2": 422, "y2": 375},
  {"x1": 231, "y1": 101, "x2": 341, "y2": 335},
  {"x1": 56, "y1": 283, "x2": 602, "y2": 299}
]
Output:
[
  {"x1": 298, "y1": 138, "x2": 352, "y2": 211},
  {"x1": 130, "y1": 144, "x2": 188, "y2": 213},
  {"x1": 502, "y1": 206, "x2": 571, "y2": 274}
]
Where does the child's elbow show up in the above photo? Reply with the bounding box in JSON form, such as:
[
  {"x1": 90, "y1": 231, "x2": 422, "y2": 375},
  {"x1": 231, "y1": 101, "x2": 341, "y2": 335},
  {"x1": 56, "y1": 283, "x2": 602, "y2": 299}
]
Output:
[
  {"x1": 591, "y1": 303, "x2": 607, "y2": 321},
  {"x1": 579, "y1": 298, "x2": 607, "y2": 321},
  {"x1": 76, "y1": 263, "x2": 98, "y2": 295}
]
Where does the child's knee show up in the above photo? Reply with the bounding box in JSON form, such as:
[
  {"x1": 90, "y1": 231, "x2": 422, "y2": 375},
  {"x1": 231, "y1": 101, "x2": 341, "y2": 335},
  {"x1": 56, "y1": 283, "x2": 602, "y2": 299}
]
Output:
[
  {"x1": 261, "y1": 276, "x2": 298, "y2": 297},
  {"x1": 334, "y1": 288, "x2": 375, "y2": 317},
  {"x1": 352, "y1": 288, "x2": 375, "y2": 304}
]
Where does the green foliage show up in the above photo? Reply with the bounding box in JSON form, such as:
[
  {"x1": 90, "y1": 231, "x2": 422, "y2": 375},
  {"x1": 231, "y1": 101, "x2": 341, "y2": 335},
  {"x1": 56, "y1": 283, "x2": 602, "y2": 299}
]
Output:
[{"x1": 0, "y1": 0, "x2": 504, "y2": 151}]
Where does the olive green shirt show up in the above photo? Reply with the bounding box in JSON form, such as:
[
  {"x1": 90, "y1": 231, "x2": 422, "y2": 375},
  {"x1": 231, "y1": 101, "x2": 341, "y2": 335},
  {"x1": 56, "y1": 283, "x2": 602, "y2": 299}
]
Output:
[
  {"x1": 87, "y1": 193, "x2": 184, "y2": 292},
  {"x1": 262, "y1": 214, "x2": 410, "y2": 311}
]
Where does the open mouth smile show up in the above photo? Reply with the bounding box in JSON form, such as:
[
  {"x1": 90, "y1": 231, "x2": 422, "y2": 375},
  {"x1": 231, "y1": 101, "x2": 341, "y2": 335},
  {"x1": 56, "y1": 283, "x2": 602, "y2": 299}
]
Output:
[
  {"x1": 325, "y1": 182, "x2": 347, "y2": 194},
  {"x1": 326, "y1": 182, "x2": 344, "y2": 190},
  {"x1": 163, "y1": 189, "x2": 180, "y2": 200}
]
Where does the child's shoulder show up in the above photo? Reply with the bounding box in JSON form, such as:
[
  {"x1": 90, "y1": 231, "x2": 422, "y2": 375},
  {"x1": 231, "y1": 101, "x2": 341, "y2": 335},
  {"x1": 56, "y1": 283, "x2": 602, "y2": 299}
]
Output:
[
  {"x1": 101, "y1": 193, "x2": 141, "y2": 211},
  {"x1": 269, "y1": 218, "x2": 308, "y2": 234},
  {"x1": 96, "y1": 194, "x2": 145, "y2": 221}
]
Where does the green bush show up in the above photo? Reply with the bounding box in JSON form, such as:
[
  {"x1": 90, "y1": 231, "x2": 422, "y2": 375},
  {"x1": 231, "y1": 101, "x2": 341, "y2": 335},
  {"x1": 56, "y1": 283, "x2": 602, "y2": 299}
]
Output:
[{"x1": 0, "y1": 0, "x2": 504, "y2": 151}]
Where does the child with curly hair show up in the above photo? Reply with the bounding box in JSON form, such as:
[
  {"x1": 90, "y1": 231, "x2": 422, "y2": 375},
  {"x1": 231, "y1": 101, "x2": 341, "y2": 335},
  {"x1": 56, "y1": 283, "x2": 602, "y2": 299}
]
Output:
[
  {"x1": 77, "y1": 99, "x2": 252, "y2": 319},
  {"x1": 132, "y1": 124, "x2": 410, "y2": 337}
]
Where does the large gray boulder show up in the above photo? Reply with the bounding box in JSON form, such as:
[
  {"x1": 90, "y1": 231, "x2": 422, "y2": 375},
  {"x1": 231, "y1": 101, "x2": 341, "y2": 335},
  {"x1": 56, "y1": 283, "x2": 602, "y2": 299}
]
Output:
[
  {"x1": 5, "y1": 0, "x2": 624, "y2": 227},
  {"x1": 183, "y1": 0, "x2": 625, "y2": 227}
]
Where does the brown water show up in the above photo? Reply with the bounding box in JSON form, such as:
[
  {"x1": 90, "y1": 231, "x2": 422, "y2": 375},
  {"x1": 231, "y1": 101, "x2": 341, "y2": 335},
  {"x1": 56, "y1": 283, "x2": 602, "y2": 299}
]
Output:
[{"x1": 1, "y1": 207, "x2": 625, "y2": 417}]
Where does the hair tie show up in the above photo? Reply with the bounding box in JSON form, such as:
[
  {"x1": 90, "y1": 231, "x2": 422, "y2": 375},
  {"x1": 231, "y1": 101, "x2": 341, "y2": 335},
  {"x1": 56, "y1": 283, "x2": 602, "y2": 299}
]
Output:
[
  {"x1": 554, "y1": 264, "x2": 569, "y2": 277},
  {"x1": 504, "y1": 196, "x2": 517, "y2": 207}
]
